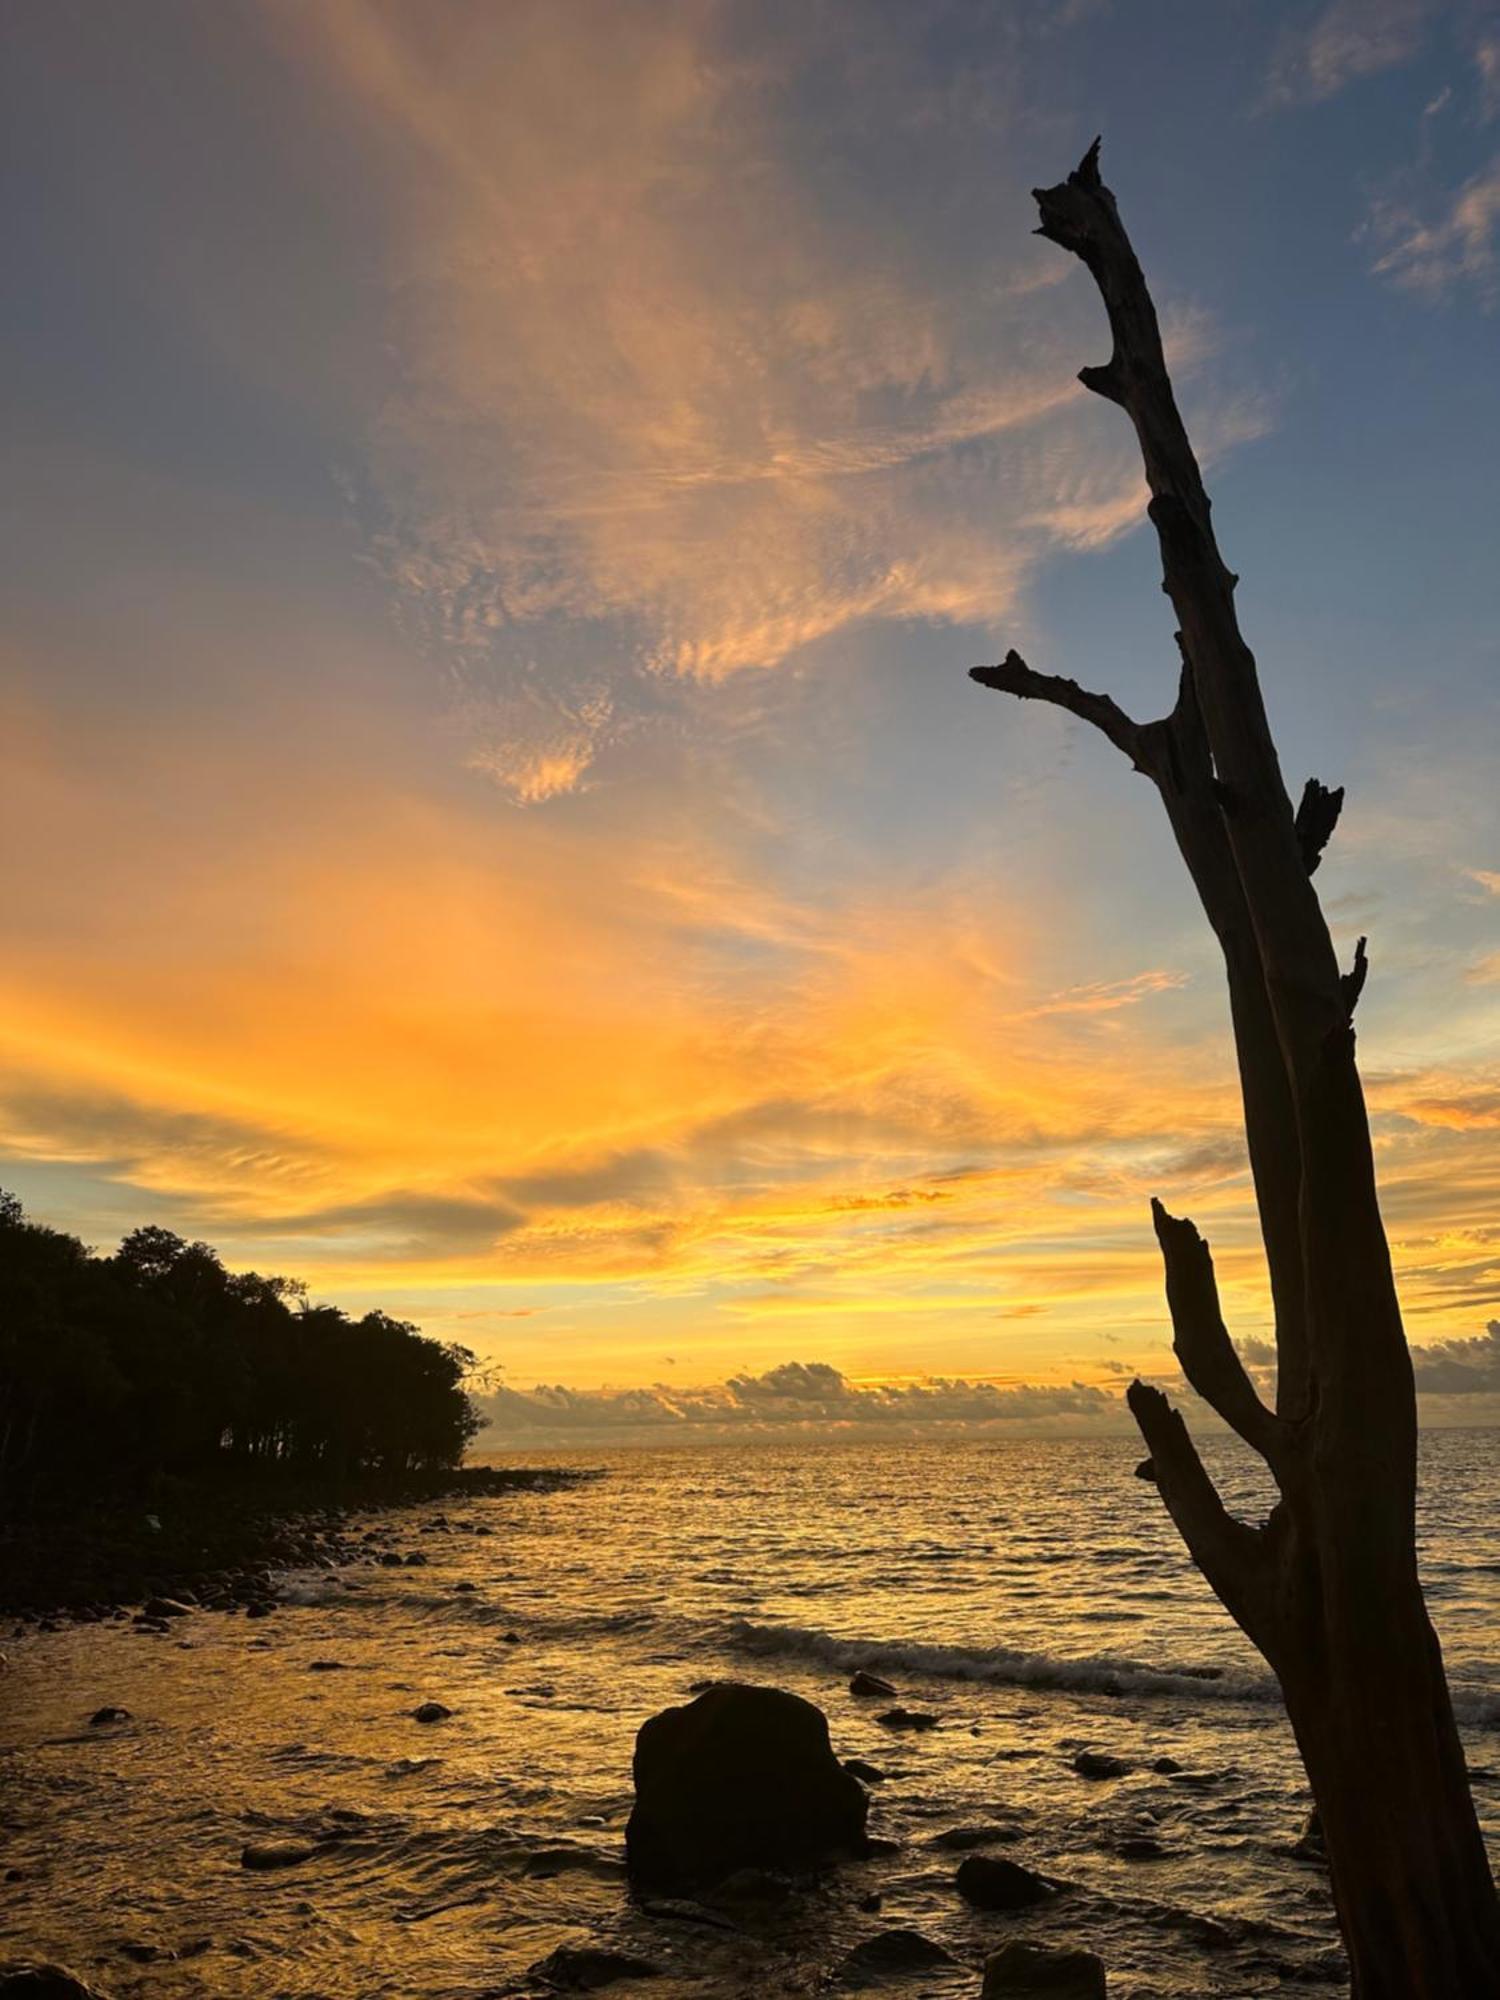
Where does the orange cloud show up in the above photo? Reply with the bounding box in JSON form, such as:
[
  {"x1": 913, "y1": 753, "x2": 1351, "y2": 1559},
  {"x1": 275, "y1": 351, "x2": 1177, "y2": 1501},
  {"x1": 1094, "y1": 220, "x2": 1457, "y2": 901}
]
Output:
[{"x1": 273, "y1": 0, "x2": 1253, "y2": 800}]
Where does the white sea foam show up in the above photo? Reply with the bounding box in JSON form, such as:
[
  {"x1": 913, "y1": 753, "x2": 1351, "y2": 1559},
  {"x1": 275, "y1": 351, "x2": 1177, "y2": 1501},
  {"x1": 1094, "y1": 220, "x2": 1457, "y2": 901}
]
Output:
[
  {"x1": 728, "y1": 1613, "x2": 1279, "y2": 1705},
  {"x1": 727, "y1": 1616, "x2": 1500, "y2": 1727}
]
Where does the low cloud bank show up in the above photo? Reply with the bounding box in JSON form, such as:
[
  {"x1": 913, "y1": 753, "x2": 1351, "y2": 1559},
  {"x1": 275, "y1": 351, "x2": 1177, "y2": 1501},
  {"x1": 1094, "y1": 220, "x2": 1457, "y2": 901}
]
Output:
[
  {"x1": 473, "y1": 1361, "x2": 1122, "y2": 1447},
  {"x1": 473, "y1": 1332, "x2": 1500, "y2": 1448},
  {"x1": 1410, "y1": 1321, "x2": 1500, "y2": 1395}
]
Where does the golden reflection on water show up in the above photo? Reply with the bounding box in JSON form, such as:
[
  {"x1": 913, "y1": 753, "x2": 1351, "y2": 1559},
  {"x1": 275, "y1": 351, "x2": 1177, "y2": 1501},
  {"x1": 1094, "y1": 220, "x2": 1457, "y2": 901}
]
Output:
[{"x1": 3, "y1": 1438, "x2": 1496, "y2": 1995}]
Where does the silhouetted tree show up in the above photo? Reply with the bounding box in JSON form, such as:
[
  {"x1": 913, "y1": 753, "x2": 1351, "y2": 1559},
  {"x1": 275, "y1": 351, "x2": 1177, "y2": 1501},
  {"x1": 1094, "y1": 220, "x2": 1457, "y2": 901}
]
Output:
[
  {"x1": 973, "y1": 145, "x2": 1500, "y2": 1998},
  {"x1": 0, "y1": 1195, "x2": 483, "y2": 1503}
]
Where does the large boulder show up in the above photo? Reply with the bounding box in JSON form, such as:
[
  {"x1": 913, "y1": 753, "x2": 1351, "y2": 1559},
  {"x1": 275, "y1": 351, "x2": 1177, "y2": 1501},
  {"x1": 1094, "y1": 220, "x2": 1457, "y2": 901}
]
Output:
[
  {"x1": 625, "y1": 1682, "x2": 867, "y2": 1890},
  {"x1": 982, "y1": 1941, "x2": 1107, "y2": 1997}
]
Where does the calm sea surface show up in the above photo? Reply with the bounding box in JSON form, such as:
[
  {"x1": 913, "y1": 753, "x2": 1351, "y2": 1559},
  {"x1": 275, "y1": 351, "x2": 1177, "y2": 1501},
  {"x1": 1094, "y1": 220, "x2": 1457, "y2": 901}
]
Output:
[{"x1": 3, "y1": 1432, "x2": 1497, "y2": 1996}]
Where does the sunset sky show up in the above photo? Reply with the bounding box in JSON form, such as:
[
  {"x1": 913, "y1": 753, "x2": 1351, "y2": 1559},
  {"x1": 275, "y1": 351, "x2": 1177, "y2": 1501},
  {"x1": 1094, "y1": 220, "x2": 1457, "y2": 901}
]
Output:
[{"x1": 4, "y1": 1, "x2": 1499, "y2": 1435}]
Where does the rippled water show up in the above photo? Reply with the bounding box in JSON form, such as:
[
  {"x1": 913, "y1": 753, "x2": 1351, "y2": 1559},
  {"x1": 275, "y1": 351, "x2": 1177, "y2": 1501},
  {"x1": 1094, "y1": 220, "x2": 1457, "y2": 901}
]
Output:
[{"x1": 3, "y1": 1432, "x2": 1497, "y2": 1996}]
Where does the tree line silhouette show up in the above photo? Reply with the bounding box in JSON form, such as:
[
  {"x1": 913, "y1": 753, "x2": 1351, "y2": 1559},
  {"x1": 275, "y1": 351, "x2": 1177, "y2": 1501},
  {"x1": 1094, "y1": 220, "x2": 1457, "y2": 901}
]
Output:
[{"x1": 0, "y1": 1190, "x2": 483, "y2": 1504}]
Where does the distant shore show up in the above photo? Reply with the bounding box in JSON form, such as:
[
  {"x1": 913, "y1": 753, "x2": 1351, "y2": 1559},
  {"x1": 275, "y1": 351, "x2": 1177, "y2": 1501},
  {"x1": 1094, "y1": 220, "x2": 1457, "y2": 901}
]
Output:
[{"x1": 0, "y1": 1463, "x2": 593, "y2": 1625}]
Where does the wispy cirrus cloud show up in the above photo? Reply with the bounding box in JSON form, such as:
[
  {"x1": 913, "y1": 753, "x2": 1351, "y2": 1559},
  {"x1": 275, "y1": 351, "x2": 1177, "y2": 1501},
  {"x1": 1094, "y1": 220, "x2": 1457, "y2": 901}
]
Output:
[
  {"x1": 283, "y1": 0, "x2": 1256, "y2": 802},
  {"x1": 1365, "y1": 155, "x2": 1500, "y2": 306},
  {"x1": 1264, "y1": 0, "x2": 1433, "y2": 108}
]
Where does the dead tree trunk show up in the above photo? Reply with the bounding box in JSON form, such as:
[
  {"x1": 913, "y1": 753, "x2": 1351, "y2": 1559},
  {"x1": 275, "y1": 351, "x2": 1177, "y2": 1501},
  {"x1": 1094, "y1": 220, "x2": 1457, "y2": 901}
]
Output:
[{"x1": 972, "y1": 144, "x2": 1500, "y2": 1999}]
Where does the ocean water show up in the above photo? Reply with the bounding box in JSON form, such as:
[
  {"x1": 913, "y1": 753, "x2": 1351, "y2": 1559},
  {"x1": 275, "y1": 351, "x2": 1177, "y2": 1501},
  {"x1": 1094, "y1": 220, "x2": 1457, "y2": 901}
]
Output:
[{"x1": 2, "y1": 1432, "x2": 1497, "y2": 1997}]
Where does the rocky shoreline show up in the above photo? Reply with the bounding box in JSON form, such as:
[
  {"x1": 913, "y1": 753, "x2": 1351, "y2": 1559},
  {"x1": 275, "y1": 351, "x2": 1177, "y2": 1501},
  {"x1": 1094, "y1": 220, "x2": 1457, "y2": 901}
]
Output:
[{"x1": 0, "y1": 1464, "x2": 591, "y2": 1627}]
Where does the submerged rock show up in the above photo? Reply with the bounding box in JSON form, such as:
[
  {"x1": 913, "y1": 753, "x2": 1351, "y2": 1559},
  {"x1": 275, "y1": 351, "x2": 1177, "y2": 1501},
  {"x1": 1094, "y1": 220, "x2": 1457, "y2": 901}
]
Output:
[
  {"x1": 844, "y1": 1759, "x2": 886, "y2": 1784},
  {"x1": 877, "y1": 1707, "x2": 938, "y2": 1732},
  {"x1": 1072, "y1": 1750, "x2": 1130, "y2": 1780},
  {"x1": 955, "y1": 1854, "x2": 1055, "y2": 1911},
  {"x1": 240, "y1": 1840, "x2": 315, "y2": 1870},
  {"x1": 625, "y1": 1682, "x2": 868, "y2": 1891},
  {"x1": 87, "y1": 1706, "x2": 131, "y2": 1726},
  {"x1": 141, "y1": 1597, "x2": 191, "y2": 1620},
  {"x1": 0, "y1": 1970, "x2": 108, "y2": 1999},
  {"x1": 1115, "y1": 1835, "x2": 1167, "y2": 1861},
  {"x1": 982, "y1": 1941, "x2": 1107, "y2": 1997},
  {"x1": 930, "y1": 1824, "x2": 1020, "y2": 1851},
  {"x1": 411, "y1": 1700, "x2": 452, "y2": 1723},
  {"x1": 1292, "y1": 1806, "x2": 1326, "y2": 1863},
  {"x1": 529, "y1": 1945, "x2": 661, "y2": 1990},
  {"x1": 834, "y1": 1930, "x2": 954, "y2": 1985},
  {"x1": 704, "y1": 1865, "x2": 796, "y2": 1910},
  {"x1": 848, "y1": 1670, "x2": 897, "y2": 1698}
]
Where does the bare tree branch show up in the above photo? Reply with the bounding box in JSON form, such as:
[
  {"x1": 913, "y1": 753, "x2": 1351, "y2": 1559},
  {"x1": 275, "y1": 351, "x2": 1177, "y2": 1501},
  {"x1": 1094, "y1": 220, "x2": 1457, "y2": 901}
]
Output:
[
  {"x1": 1295, "y1": 778, "x2": 1345, "y2": 877},
  {"x1": 1033, "y1": 143, "x2": 1346, "y2": 1066},
  {"x1": 1341, "y1": 935, "x2": 1369, "y2": 1017},
  {"x1": 968, "y1": 651, "x2": 1153, "y2": 771},
  {"x1": 1151, "y1": 1198, "x2": 1284, "y2": 1463},
  {"x1": 1126, "y1": 1379, "x2": 1267, "y2": 1643}
]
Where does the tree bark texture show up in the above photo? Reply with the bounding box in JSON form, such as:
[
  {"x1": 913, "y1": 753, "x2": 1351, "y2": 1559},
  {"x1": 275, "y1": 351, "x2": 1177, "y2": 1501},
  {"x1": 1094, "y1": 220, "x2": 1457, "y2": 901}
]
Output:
[{"x1": 972, "y1": 143, "x2": 1500, "y2": 1999}]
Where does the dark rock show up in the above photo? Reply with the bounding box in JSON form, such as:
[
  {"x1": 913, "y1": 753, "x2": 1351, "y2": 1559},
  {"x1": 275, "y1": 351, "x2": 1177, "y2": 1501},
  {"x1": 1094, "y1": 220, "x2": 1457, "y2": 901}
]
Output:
[
  {"x1": 835, "y1": 1930, "x2": 954, "y2": 1985},
  {"x1": 625, "y1": 1682, "x2": 868, "y2": 1891},
  {"x1": 1292, "y1": 1807, "x2": 1326, "y2": 1863},
  {"x1": 1072, "y1": 1750, "x2": 1130, "y2": 1779},
  {"x1": 403, "y1": 1552, "x2": 428, "y2": 1567},
  {"x1": 142, "y1": 1597, "x2": 191, "y2": 1619},
  {"x1": 931, "y1": 1824, "x2": 1019, "y2": 1851},
  {"x1": 1150, "y1": 1756, "x2": 1181, "y2": 1775},
  {"x1": 849, "y1": 1670, "x2": 897, "y2": 1698},
  {"x1": 412, "y1": 1700, "x2": 452, "y2": 1723},
  {"x1": 844, "y1": 1759, "x2": 886, "y2": 1784},
  {"x1": 243, "y1": 1602, "x2": 275, "y2": 1620},
  {"x1": 240, "y1": 1840, "x2": 315, "y2": 1870},
  {"x1": 707, "y1": 1866, "x2": 794, "y2": 1905},
  {"x1": 88, "y1": 1706, "x2": 131, "y2": 1726},
  {"x1": 0, "y1": 1970, "x2": 107, "y2": 1998},
  {"x1": 877, "y1": 1707, "x2": 937, "y2": 1731},
  {"x1": 1116, "y1": 1836, "x2": 1167, "y2": 1860},
  {"x1": 1133, "y1": 1457, "x2": 1156, "y2": 1483},
  {"x1": 863, "y1": 1835, "x2": 903, "y2": 1857},
  {"x1": 529, "y1": 1945, "x2": 661, "y2": 1990},
  {"x1": 982, "y1": 1941, "x2": 1107, "y2": 1997},
  {"x1": 307, "y1": 1661, "x2": 346, "y2": 1673},
  {"x1": 378, "y1": 1552, "x2": 404, "y2": 1567},
  {"x1": 955, "y1": 1854, "x2": 1055, "y2": 1911},
  {"x1": 502, "y1": 1629, "x2": 521, "y2": 1644},
  {"x1": 453, "y1": 1581, "x2": 478, "y2": 1593}
]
